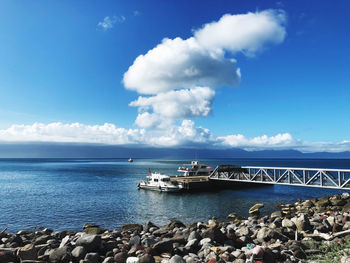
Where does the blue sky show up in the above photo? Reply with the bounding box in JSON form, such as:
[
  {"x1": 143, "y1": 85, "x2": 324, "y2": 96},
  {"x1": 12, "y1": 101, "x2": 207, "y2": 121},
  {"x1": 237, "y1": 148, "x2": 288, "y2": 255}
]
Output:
[{"x1": 0, "y1": 0, "x2": 349, "y2": 152}]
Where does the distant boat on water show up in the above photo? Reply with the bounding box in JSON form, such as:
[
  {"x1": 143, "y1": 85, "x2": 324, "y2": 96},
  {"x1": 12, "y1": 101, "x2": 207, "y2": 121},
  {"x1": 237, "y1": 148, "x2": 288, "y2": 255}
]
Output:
[{"x1": 128, "y1": 158, "x2": 133, "y2": 162}]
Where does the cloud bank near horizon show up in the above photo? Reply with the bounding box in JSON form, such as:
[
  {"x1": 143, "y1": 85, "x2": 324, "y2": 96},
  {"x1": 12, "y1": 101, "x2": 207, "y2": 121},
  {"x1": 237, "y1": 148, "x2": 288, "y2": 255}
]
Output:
[
  {"x1": 124, "y1": 9, "x2": 286, "y2": 128},
  {"x1": 1, "y1": 122, "x2": 350, "y2": 153}
]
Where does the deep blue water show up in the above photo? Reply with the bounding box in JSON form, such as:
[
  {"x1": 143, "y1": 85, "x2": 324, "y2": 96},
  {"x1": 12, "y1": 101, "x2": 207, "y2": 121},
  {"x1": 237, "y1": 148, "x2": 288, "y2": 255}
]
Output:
[{"x1": 1, "y1": 158, "x2": 350, "y2": 232}]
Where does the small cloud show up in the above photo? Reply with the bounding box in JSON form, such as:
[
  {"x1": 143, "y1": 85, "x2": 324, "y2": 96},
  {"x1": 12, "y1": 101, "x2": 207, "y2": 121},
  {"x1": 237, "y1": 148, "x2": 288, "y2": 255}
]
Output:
[
  {"x1": 133, "y1": 10, "x2": 141, "y2": 16},
  {"x1": 97, "y1": 15, "x2": 126, "y2": 31}
]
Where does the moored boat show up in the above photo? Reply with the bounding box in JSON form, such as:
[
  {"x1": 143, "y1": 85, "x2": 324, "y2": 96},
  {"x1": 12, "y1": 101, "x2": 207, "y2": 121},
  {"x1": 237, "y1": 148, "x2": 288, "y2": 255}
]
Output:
[
  {"x1": 138, "y1": 169, "x2": 183, "y2": 192},
  {"x1": 177, "y1": 160, "x2": 214, "y2": 177},
  {"x1": 128, "y1": 158, "x2": 133, "y2": 162}
]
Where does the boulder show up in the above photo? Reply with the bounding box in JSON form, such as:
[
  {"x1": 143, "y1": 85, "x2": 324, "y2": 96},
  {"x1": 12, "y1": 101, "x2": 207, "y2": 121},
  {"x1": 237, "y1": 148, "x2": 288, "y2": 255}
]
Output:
[
  {"x1": 152, "y1": 239, "x2": 174, "y2": 254},
  {"x1": 201, "y1": 227, "x2": 226, "y2": 244},
  {"x1": 282, "y1": 218, "x2": 295, "y2": 229},
  {"x1": 76, "y1": 234, "x2": 101, "y2": 252},
  {"x1": 169, "y1": 255, "x2": 185, "y2": 263},
  {"x1": 249, "y1": 203, "x2": 264, "y2": 214},
  {"x1": 84, "y1": 252, "x2": 100, "y2": 263},
  {"x1": 257, "y1": 227, "x2": 271, "y2": 242},
  {"x1": 114, "y1": 252, "x2": 127, "y2": 263},
  {"x1": 17, "y1": 243, "x2": 38, "y2": 261},
  {"x1": 139, "y1": 254, "x2": 155, "y2": 263},
  {"x1": 71, "y1": 246, "x2": 86, "y2": 260},
  {"x1": 295, "y1": 214, "x2": 311, "y2": 232},
  {"x1": 166, "y1": 220, "x2": 186, "y2": 230},
  {"x1": 49, "y1": 246, "x2": 71, "y2": 263},
  {"x1": 122, "y1": 224, "x2": 143, "y2": 233},
  {"x1": 102, "y1": 257, "x2": 114, "y2": 263}
]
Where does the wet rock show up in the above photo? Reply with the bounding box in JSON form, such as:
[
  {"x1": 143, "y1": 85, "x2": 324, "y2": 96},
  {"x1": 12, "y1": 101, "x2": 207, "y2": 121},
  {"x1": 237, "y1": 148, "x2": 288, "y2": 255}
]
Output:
[{"x1": 249, "y1": 203, "x2": 264, "y2": 214}]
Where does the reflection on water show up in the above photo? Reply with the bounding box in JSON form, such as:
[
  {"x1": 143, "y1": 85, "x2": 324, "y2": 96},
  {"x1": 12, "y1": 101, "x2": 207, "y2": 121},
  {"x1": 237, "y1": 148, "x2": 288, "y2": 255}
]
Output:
[{"x1": 0, "y1": 158, "x2": 349, "y2": 232}]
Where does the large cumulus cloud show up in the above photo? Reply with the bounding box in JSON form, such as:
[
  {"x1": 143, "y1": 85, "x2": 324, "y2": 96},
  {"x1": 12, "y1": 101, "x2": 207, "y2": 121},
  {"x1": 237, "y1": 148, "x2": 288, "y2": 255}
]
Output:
[{"x1": 123, "y1": 9, "x2": 286, "y2": 126}]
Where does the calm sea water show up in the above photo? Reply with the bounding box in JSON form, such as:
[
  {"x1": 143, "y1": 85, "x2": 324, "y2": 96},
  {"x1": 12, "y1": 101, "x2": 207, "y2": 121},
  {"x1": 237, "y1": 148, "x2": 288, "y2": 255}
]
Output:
[{"x1": 1, "y1": 158, "x2": 350, "y2": 232}]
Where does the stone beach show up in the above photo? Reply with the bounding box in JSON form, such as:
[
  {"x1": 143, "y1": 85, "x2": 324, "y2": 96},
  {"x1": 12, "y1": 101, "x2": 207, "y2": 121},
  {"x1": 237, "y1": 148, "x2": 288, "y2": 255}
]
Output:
[{"x1": 3, "y1": 193, "x2": 350, "y2": 263}]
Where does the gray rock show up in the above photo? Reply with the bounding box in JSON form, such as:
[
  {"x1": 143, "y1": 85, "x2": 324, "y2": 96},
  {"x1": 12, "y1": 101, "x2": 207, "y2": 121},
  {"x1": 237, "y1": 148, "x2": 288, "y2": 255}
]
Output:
[
  {"x1": 237, "y1": 226, "x2": 250, "y2": 236},
  {"x1": 59, "y1": 235, "x2": 70, "y2": 248},
  {"x1": 139, "y1": 254, "x2": 155, "y2": 263},
  {"x1": 201, "y1": 227, "x2": 226, "y2": 243},
  {"x1": 169, "y1": 255, "x2": 185, "y2": 263},
  {"x1": 76, "y1": 234, "x2": 101, "y2": 252},
  {"x1": 295, "y1": 214, "x2": 311, "y2": 231},
  {"x1": 141, "y1": 237, "x2": 157, "y2": 247},
  {"x1": 49, "y1": 246, "x2": 71, "y2": 263},
  {"x1": 71, "y1": 246, "x2": 86, "y2": 260},
  {"x1": 102, "y1": 257, "x2": 114, "y2": 263},
  {"x1": 127, "y1": 257, "x2": 140, "y2": 263},
  {"x1": 187, "y1": 231, "x2": 200, "y2": 241},
  {"x1": 122, "y1": 224, "x2": 143, "y2": 233},
  {"x1": 257, "y1": 227, "x2": 271, "y2": 242},
  {"x1": 199, "y1": 238, "x2": 211, "y2": 246},
  {"x1": 129, "y1": 235, "x2": 141, "y2": 246},
  {"x1": 84, "y1": 252, "x2": 100, "y2": 263},
  {"x1": 282, "y1": 218, "x2": 295, "y2": 229},
  {"x1": 114, "y1": 252, "x2": 127, "y2": 263},
  {"x1": 17, "y1": 243, "x2": 38, "y2": 261}
]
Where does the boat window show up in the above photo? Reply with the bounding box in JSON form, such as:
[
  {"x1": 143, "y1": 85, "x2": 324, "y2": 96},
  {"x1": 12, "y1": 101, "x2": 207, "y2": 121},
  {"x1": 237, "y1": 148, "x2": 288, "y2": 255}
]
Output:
[
  {"x1": 162, "y1": 178, "x2": 170, "y2": 182},
  {"x1": 154, "y1": 179, "x2": 158, "y2": 182}
]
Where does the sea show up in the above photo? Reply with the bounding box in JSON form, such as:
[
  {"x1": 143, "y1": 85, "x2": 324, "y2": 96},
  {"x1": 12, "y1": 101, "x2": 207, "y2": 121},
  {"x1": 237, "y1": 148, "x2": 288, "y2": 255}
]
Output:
[{"x1": 1, "y1": 158, "x2": 350, "y2": 233}]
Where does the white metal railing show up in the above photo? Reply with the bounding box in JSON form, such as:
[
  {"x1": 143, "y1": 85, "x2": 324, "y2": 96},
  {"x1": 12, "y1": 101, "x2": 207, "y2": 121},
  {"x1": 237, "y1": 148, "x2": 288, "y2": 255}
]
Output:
[{"x1": 209, "y1": 166, "x2": 350, "y2": 190}]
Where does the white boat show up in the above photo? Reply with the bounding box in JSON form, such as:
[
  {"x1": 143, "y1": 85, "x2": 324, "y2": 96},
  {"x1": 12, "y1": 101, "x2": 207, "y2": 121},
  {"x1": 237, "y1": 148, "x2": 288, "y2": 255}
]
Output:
[
  {"x1": 177, "y1": 160, "x2": 214, "y2": 177},
  {"x1": 138, "y1": 169, "x2": 183, "y2": 192},
  {"x1": 128, "y1": 158, "x2": 133, "y2": 162}
]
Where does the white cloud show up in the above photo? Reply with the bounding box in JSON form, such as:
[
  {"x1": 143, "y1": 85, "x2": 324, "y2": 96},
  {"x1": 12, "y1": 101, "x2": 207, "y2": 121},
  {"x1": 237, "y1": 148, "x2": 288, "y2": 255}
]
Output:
[
  {"x1": 124, "y1": 37, "x2": 240, "y2": 94},
  {"x1": 217, "y1": 133, "x2": 295, "y2": 149},
  {"x1": 194, "y1": 9, "x2": 286, "y2": 56},
  {"x1": 123, "y1": 10, "x2": 286, "y2": 127},
  {"x1": 97, "y1": 15, "x2": 125, "y2": 31},
  {"x1": 0, "y1": 123, "x2": 144, "y2": 145},
  {"x1": 0, "y1": 122, "x2": 349, "y2": 152},
  {"x1": 130, "y1": 87, "x2": 215, "y2": 122}
]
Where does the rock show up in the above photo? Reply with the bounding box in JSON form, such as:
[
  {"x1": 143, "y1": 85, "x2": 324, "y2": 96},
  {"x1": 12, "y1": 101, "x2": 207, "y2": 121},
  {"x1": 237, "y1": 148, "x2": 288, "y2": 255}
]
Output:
[
  {"x1": 315, "y1": 196, "x2": 330, "y2": 207},
  {"x1": 256, "y1": 227, "x2": 271, "y2": 242},
  {"x1": 201, "y1": 227, "x2": 226, "y2": 243},
  {"x1": 249, "y1": 203, "x2": 264, "y2": 214},
  {"x1": 102, "y1": 257, "x2": 114, "y2": 263},
  {"x1": 59, "y1": 235, "x2": 70, "y2": 248},
  {"x1": 129, "y1": 235, "x2": 141, "y2": 246},
  {"x1": 114, "y1": 252, "x2": 127, "y2": 263},
  {"x1": 342, "y1": 202, "x2": 350, "y2": 213},
  {"x1": 139, "y1": 254, "x2": 155, "y2": 263},
  {"x1": 76, "y1": 234, "x2": 101, "y2": 252},
  {"x1": 282, "y1": 218, "x2": 295, "y2": 229},
  {"x1": 152, "y1": 239, "x2": 174, "y2": 254},
  {"x1": 252, "y1": 245, "x2": 264, "y2": 258},
  {"x1": 122, "y1": 224, "x2": 143, "y2": 233},
  {"x1": 295, "y1": 214, "x2": 311, "y2": 231},
  {"x1": 49, "y1": 246, "x2": 71, "y2": 263},
  {"x1": 34, "y1": 234, "x2": 52, "y2": 245},
  {"x1": 187, "y1": 231, "x2": 200, "y2": 241},
  {"x1": 71, "y1": 246, "x2": 86, "y2": 260},
  {"x1": 85, "y1": 252, "x2": 100, "y2": 263},
  {"x1": 199, "y1": 238, "x2": 211, "y2": 246},
  {"x1": 17, "y1": 243, "x2": 38, "y2": 261},
  {"x1": 237, "y1": 226, "x2": 250, "y2": 236},
  {"x1": 169, "y1": 255, "x2": 185, "y2": 263},
  {"x1": 0, "y1": 250, "x2": 17, "y2": 263},
  {"x1": 142, "y1": 238, "x2": 157, "y2": 247},
  {"x1": 127, "y1": 257, "x2": 140, "y2": 263},
  {"x1": 84, "y1": 227, "x2": 105, "y2": 235},
  {"x1": 166, "y1": 220, "x2": 186, "y2": 230},
  {"x1": 145, "y1": 221, "x2": 158, "y2": 232},
  {"x1": 270, "y1": 211, "x2": 282, "y2": 219}
]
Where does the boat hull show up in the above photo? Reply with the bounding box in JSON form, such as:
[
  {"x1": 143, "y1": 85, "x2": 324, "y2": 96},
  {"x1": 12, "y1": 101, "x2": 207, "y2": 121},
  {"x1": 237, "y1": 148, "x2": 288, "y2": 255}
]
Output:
[{"x1": 138, "y1": 182, "x2": 182, "y2": 192}]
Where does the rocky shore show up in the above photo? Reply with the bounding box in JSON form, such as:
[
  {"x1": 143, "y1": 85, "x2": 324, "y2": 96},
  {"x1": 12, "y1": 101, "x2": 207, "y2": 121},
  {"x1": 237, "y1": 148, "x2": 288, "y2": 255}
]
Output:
[{"x1": 2, "y1": 193, "x2": 350, "y2": 263}]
